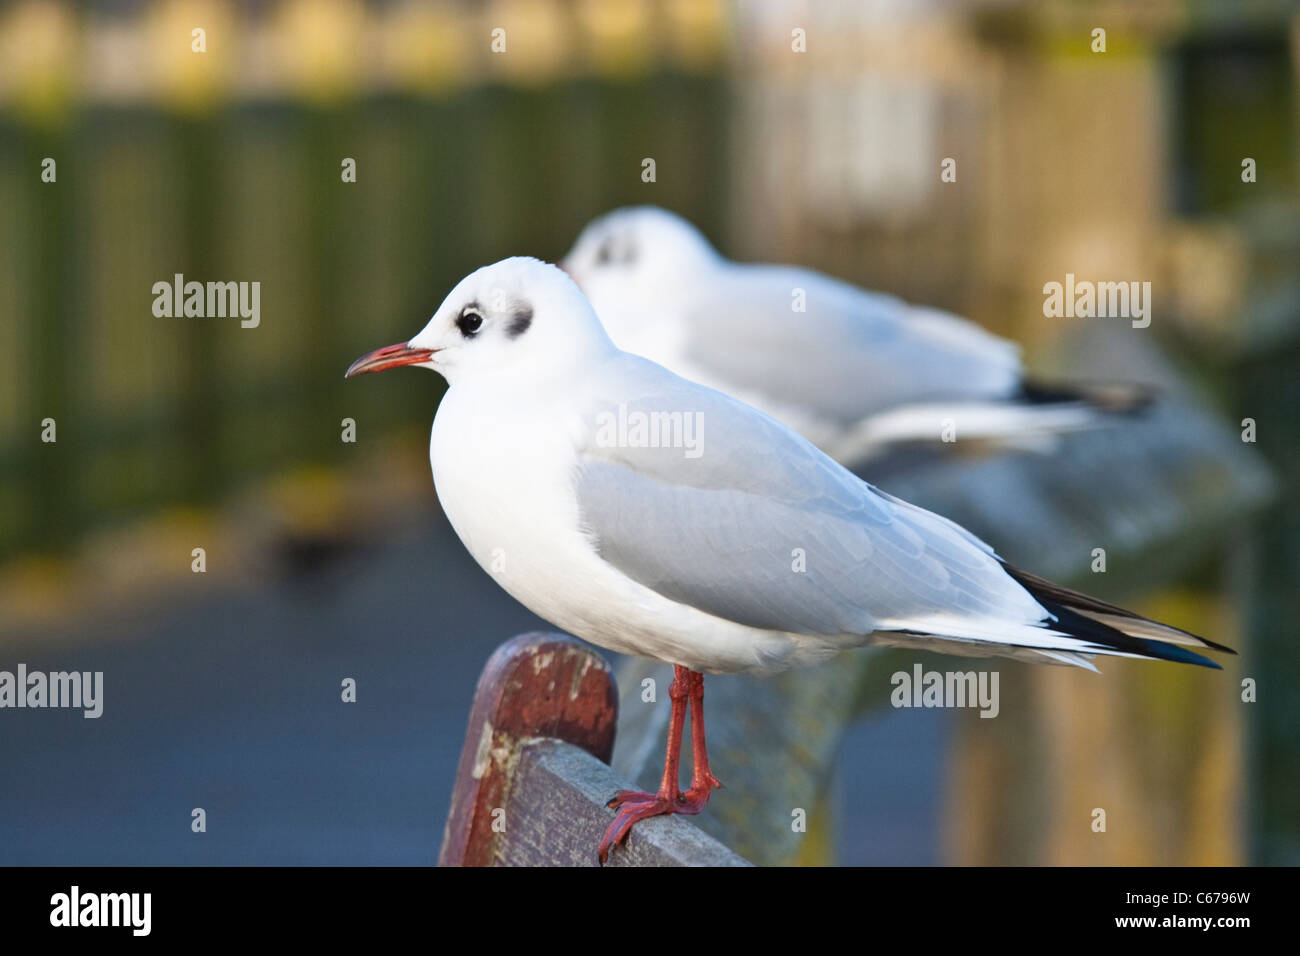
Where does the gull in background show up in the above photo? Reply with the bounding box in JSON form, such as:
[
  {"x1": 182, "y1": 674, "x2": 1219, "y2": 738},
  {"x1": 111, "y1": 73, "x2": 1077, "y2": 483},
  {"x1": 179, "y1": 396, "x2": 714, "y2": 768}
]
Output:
[
  {"x1": 562, "y1": 206, "x2": 1150, "y2": 465},
  {"x1": 346, "y1": 257, "x2": 1230, "y2": 863}
]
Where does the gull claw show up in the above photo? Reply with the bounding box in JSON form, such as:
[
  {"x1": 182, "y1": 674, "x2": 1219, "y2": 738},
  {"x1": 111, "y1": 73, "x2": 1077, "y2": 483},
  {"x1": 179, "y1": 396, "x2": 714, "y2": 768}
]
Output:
[{"x1": 597, "y1": 785, "x2": 717, "y2": 864}]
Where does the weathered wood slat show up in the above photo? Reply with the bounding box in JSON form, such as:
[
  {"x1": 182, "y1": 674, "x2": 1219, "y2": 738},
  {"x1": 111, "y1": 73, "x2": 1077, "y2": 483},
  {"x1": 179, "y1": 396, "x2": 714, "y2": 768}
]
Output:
[
  {"x1": 439, "y1": 632, "x2": 619, "y2": 866},
  {"x1": 504, "y1": 740, "x2": 750, "y2": 867},
  {"x1": 439, "y1": 631, "x2": 750, "y2": 866}
]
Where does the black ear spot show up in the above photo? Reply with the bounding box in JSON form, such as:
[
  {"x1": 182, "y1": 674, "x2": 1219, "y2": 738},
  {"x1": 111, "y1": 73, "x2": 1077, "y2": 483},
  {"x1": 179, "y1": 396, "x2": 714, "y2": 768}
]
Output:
[{"x1": 507, "y1": 306, "x2": 532, "y2": 338}]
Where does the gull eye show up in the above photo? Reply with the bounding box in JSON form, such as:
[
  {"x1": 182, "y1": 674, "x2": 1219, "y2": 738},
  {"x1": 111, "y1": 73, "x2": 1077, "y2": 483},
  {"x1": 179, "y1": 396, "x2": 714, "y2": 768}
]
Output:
[
  {"x1": 457, "y1": 309, "x2": 484, "y2": 337},
  {"x1": 596, "y1": 238, "x2": 615, "y2": 266}
]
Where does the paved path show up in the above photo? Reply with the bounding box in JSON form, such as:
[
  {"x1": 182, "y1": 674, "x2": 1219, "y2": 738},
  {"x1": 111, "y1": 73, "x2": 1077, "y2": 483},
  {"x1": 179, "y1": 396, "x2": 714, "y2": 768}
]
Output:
[{"x1": 0, "y1": 521, "x2": 942, "y2": 865}]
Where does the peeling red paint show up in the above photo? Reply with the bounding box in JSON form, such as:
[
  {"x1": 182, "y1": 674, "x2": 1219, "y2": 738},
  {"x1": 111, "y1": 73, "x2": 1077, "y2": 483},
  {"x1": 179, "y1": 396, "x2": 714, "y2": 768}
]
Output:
[{"x1": 438, "y1": 632, "x2": 618, "y2": 867}]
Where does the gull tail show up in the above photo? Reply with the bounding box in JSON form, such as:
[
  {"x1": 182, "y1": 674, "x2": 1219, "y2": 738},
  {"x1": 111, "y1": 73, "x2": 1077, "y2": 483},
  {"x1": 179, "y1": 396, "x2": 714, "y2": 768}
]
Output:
[
  {"x1": 875, "y1": 565, "x2": 1233, "y2": 670},
  {"x1": 1002, "y1": 565, "x2": 1235, "y2": 669},
  {"x1": 840, "y1": 380, "x2": 1155, "y2": 463}
]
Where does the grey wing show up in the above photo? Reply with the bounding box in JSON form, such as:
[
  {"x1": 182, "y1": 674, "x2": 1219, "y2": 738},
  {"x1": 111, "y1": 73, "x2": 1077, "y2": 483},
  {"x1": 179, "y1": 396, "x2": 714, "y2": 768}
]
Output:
[
  {"x1": 681, "y1": 264, "x2": 1023, "y2": 423},
  {"x1": 573, "y1": 365, "x2": 1046, "y2": 636}
]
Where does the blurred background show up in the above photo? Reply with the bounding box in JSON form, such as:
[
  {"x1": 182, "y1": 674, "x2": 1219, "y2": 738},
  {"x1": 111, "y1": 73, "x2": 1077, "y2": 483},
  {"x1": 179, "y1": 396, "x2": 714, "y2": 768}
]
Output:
[{"x1": 0, "y1": 0, "x2": 1296, "y2": 865}]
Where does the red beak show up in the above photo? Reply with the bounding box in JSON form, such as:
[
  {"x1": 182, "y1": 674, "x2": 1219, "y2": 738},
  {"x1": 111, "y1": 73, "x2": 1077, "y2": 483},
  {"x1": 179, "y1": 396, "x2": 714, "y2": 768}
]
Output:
[{"x1": 345, "y1": 342, "x2": 437, "y2": 378}]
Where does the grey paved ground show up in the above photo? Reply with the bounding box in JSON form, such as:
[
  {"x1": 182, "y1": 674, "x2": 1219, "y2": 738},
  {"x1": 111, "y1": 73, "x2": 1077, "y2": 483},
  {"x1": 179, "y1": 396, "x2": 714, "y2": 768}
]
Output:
[{"x1": 0, "y1": 520, "x2": 943, "y2": 865}]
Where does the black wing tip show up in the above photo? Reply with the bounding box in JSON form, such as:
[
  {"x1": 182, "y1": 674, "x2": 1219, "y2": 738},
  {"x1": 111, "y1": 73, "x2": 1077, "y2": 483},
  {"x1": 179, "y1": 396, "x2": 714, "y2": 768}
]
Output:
[
  {"x1": 1128, "y1": 637, "x2": 1222, "y2": 669},
  {"x1": 1003, "y1": 564, "x2": 1234, "y2": 667},
  {"x1": 1194, "y1": 634, "x2": 1238, "y2": 656},
  {"x1": 1018, "y1": 378, "x2": 1156, "y2": 415},
  {"x1": 1063, "y1": 607, "x2": 1230, "y2": 669}
]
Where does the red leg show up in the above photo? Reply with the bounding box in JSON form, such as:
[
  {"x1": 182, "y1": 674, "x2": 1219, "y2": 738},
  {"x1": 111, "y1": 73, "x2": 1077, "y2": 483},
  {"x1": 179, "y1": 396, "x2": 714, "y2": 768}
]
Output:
[
  {"x1": 598, "y1": 667, "x2": 721, "y2": 863},
  {"x1": 681, "y1": 670, "x2": 722, "y2": 807},
  {"x1": 598, "y1": 665, "x2": 689, "y2": 863}
]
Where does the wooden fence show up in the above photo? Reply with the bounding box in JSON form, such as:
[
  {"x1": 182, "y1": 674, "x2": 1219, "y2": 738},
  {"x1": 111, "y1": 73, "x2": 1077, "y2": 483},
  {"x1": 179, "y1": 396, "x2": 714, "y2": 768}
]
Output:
[{"x1": 0, "y1": 72, "x2": 731, "y2": 560}]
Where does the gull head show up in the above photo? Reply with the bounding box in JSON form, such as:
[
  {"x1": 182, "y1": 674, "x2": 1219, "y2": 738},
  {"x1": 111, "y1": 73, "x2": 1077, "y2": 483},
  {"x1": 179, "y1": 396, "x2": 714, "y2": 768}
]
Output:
[
  {"x1": 345, "y1": 257, "x2": 612, "y2": 386},
  {"x1": 561, "y1": 206, "x2": 719, "y2": 303}
]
